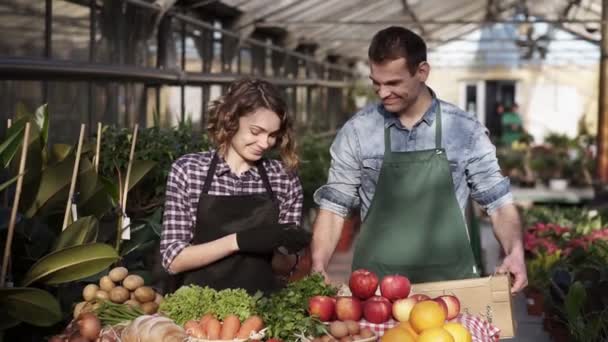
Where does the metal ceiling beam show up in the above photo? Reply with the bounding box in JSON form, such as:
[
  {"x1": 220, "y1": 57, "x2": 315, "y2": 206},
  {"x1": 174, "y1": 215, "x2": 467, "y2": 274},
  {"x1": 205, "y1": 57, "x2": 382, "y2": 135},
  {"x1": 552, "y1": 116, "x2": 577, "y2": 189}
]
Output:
[
  {"x1": 234, "y1": 0, "x2": 323, "y2": 31},
  {"x1": 400, "y1": 0, "x2": 425, "y2": 36},
  {"x1": 190, "y1": 0, "x2": 221, "y2": 9},
  {"x1": 260, "y1": 18, "x2": 606, "y2": 25}
]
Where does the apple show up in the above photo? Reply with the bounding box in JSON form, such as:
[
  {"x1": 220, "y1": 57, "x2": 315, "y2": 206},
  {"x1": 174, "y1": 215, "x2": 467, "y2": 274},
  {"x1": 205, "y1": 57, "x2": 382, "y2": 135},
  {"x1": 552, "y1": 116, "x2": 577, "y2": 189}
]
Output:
[
  {"x1": 435, "y1": 295, "x2": 461, "y2": 320},
  {"x1": 391, "y1": 297, "x2": 418, "y2": 322},
  {"x1": 433, "y1": 297, "x2": 449, "y2": 317},
  {"x1": 363, "y1": 296, "x2": 392, "y2": 324},
  {"x1": 349, "y1": 269, "x2": 379, "y2": 300},
  {"x1": 308, "y1": 295, "x2": 336, "y2": 322},
  {"x1": 380, "y1": 275, "x2": 411, "y2": 301},
  {"x1": 409, "y1": 293, "x2": 430, "y2": 302},
  {"x1": 335, "y1": 296, "x2": 363, "y2": 321}
]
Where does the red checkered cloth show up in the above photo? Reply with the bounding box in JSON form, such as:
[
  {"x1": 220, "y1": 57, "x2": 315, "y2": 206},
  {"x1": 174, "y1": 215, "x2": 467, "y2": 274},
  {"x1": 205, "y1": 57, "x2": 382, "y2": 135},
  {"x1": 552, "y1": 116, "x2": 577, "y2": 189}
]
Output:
[{"x1": 358, "y1": 313, "x2": 500, "y2": 342}]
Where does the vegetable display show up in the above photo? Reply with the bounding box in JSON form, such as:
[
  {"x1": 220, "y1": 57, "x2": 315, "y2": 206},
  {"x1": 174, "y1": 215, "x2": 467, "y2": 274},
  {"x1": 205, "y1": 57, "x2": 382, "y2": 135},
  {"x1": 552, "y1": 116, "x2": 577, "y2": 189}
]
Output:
[
  {"x1": 159, "y1": 285, "x2": 258, "y2": 326},
  {"x1": 257, "y1": 273, "x2": 338, "y2": 340}
]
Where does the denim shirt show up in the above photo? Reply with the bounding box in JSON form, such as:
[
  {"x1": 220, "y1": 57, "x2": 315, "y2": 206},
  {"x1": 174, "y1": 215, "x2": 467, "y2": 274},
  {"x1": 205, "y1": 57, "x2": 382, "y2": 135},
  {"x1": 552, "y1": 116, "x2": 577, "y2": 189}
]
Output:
[{"x1": 314, "y1": 94, "x2": 513, "y2": 220}]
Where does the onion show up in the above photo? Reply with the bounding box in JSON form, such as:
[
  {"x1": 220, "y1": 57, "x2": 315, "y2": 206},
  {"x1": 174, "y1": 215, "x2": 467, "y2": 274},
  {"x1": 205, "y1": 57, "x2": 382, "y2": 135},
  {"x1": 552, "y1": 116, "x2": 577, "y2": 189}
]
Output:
[{"x1": 77, "y1": 312, "x2": 101, "y2": 340}]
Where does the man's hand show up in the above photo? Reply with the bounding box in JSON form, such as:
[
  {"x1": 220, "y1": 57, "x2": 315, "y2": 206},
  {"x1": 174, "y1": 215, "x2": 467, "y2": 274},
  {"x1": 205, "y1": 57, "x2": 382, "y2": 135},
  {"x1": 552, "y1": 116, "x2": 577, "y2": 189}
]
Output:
[
  {"x1": 312, "y1": 264, "x2": 331, "y2": 284},
  {"x1": 489, "y1": 203, "x2": 527, "y2": 294},
  {"x1": 496, "y1": 249, "x2": 527, "y2": 293}
]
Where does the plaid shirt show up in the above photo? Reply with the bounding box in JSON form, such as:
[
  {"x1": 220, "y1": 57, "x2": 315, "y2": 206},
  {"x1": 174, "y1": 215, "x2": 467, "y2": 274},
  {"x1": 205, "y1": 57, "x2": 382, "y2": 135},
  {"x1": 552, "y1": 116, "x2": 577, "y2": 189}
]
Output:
[{"x1": 160, "y1": 150, "x2": 304, "y2": 272}]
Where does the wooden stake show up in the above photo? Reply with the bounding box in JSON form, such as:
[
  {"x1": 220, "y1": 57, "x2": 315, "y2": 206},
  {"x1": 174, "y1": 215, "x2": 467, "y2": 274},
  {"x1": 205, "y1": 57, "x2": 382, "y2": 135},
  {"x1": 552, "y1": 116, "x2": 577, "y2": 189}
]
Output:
[
  {"x1": 62, "y1": 124, "x2": 86, "y2": 231},
  {"x1": 4, "y1": 119, "x2": 12, "y2": 207},
  {"x1": 1, "y1": 123, "x2": 31, "y2": 287},
  {"x1": 94, "y1": 122, "x2": 102, "y2": 174},
  {"x1": 121, "y1": 124, "x2": 138, "y2": 213}
]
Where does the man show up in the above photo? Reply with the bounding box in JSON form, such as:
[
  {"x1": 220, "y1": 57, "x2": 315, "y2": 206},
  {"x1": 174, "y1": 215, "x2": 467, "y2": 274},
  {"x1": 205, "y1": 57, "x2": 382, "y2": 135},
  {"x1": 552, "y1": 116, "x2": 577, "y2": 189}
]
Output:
[{"x1": 310, "y1": 27, "x2": 527, "y2": 293}]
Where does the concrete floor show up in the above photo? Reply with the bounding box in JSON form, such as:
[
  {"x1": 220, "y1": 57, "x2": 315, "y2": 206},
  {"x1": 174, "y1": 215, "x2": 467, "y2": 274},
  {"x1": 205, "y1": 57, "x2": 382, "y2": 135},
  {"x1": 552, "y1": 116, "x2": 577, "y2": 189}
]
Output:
[{"x1": 325, "y1": 221, "x2": 552, "y2": 341}]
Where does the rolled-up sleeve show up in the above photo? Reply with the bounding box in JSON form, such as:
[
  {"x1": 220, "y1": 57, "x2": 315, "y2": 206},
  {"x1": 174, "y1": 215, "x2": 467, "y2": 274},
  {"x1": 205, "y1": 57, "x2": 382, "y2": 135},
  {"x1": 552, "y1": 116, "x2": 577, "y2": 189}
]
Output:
[
  {"x1": 466, "y1": 124, "x2": 513, "y2": 214},
  {"x1": 313, "y1": 121, "x2": 361, "y2": 217},
  {"x1": 160, "y1": 162, "x2": 193, "y2": 273}
]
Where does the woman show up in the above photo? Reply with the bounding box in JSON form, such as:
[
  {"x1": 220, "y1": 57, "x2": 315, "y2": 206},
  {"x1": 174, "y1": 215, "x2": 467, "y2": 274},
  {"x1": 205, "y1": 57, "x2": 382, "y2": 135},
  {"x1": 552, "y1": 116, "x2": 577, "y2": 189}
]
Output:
[{"x1": 160, "y1": 78, "x2": 311, "y2": 294}]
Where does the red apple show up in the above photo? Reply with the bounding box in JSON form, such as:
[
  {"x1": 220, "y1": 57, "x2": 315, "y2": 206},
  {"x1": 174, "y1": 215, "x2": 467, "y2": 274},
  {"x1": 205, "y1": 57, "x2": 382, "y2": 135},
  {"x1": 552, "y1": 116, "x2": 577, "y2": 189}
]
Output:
[
  {"x1": 380, "y1": 275, "x2": 411, "y2": 301},
  {"x1": 349, "y1": 269, "x2": 379, "y2": 300},
  {"x1": 433, "y1": 297, "x2": 449, "y2": 317},
  {"x1": 308, "y1": 295, "x2": 336, "y2": 322},
  {"x1": 409, "y1": 293, "x2": 431, "y2": 302},
  {"x1": 335, "y1": 296, "x2": 363, "y2": 321},
  {"x1": 363, "y1": 296, "x2": 392, "y2": 324},
  {"x1": 391, "y1": 297, "x2": 418, "y2": 322},
  {"x1": 435, "y1": 295, "x2": 461, "y2": 320}
]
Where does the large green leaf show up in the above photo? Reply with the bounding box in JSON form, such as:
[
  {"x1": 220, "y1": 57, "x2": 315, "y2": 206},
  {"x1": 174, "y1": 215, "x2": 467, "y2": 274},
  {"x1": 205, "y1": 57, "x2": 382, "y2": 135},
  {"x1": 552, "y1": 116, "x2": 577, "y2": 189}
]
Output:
[
  {"x1": 0, "y1": 287, "x2": 62, "y2": 327},
  {"x1": 50, "y1": 144, "x2": 72, "y2": 163},
  {"x1": 565, "y1": 281, "x2": 586, "y2": 324},
  {"x1": 77, "y1": 183, "x2": 113, "y2": 218},
  {"x1": 52, "y1": 216, "x2": 99, "y2": 251},
  {"x1": 78, "y1": 158, "x2": 97, "y2": 205},
  {"x1": 21, "y1": 243, "x2": 119, "y2": 286},
  {"x1": 24, "y1": 155, "x2": 75, "y2": 217},
  {"x1": 120, "y1": 223, "x2": 157, "y2": 257},
  {"x1": 124, "y1": 160, "x2": 156, "y2": 192},
  {"x1": 0, "y1": 117, "x2": 27, "y2": 168}
]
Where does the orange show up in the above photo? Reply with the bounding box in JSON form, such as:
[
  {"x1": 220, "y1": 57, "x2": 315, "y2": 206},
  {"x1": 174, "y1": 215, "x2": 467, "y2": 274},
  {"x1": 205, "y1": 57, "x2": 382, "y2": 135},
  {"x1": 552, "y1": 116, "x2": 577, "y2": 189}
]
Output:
[
  {"x1": 418, "y1": 327, "x2": 455, "y2": 342},
  {"x1": 398, "y1": 321, "x2": 419, "y2": 338},
  {"x1": 380, "y1": 327, "x2": 416, "y2": 342},
  {"x1": 443, "y1": 322, "x2": 472, "y2": 342},
  {"x1": 409, "y1": 300, "x2": 447, "y2": 333}
]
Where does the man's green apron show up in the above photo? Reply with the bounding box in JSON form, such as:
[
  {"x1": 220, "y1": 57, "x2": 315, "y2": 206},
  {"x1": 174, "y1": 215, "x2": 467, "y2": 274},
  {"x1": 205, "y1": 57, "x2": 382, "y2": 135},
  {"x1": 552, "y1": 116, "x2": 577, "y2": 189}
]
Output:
[{"x1": 352, "y1": 104, "x2": 479, "y2": 283}]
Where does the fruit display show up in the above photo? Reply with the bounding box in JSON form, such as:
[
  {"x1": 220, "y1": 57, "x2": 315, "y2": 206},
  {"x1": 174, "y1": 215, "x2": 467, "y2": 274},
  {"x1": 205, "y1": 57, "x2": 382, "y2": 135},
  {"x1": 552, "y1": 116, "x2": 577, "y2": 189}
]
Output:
[{"x1": 75, "y1": 266, "x2": 162, "y2": 318}]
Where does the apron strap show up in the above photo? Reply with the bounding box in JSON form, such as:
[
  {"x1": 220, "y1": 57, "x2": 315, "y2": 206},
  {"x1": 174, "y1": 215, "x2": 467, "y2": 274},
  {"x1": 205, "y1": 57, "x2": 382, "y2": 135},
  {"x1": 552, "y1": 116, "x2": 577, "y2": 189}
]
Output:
[
  {"x1": 202, "y1": 152, "x2": 220, "y2": 194},
  {"x1": 435, "y1": 101, "x2": 442, "y2": 150},
  {"x1": 256, "y1": 160, "x2": 277, "y2": 202}
]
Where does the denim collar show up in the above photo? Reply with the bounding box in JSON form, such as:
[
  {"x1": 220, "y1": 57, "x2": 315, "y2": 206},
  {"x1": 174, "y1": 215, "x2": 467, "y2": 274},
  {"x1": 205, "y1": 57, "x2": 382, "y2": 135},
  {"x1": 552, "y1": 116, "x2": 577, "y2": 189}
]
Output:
[{"x1": 381, "y1": 86, "x2": 439, "y2": 129}]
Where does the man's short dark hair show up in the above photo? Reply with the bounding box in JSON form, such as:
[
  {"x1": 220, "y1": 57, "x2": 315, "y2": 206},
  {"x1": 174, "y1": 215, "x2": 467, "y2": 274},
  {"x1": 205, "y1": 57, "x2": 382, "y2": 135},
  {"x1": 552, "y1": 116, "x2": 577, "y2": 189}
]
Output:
[{"x1": 368, "y1": 26, "x2": 427, "y2": 75}]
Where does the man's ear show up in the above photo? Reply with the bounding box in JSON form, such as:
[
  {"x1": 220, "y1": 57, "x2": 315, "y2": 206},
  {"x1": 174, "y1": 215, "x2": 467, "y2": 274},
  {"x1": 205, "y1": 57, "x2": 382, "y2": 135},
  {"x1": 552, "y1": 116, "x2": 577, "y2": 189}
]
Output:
[{"x1": 417, "y1": 61, "x2": 430, "y2": 82}]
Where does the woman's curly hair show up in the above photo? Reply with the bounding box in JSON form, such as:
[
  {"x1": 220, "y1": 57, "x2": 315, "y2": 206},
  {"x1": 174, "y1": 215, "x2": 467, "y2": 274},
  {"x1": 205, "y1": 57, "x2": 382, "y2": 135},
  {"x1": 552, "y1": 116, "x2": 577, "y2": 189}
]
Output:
[{"x1": 207, "y1": 78, "x2": 299, "y2": 171}]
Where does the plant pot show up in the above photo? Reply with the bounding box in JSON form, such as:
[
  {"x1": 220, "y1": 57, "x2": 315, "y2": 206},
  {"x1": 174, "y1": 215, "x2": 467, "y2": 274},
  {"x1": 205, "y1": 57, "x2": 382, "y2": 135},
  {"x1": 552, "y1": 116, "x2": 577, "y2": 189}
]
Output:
[
  {"x1": 549, "y1": 178, "x2": 569, "y2": 191},
  {"x1": 547, "y1": 319, "x2": 571, "y2": 342},
  {"x1": 523, "y1": 287, "x2": 545, "y2": 316},
  {"x1": 336, "y1": 214, "x2": 360, "y2": 252}
]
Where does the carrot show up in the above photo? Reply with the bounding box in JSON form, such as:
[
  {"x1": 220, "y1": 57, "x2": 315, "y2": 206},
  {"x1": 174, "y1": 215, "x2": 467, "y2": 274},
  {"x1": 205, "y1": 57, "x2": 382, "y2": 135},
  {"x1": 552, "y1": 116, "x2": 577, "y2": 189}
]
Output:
[
  {"x1": 220, "y1": 314, "x2": 241, "y2": 340},
  {"x1": 236, "y1": 315, "x2": 264, "y2": 339},
  {"x1": 205, "y1": 318, "x2": 222, "y2": 340},
  {"x1": 199, "y1": 313, "x2": 214, "y2": 331}
]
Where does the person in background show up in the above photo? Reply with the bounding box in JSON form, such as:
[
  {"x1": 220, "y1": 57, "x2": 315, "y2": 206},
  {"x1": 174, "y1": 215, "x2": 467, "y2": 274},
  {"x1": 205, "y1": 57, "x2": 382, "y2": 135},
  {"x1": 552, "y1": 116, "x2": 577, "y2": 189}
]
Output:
[
  {"x1": 160, "y1": 78, "x2": 311, "y2": 294},
  {"x1": 501, "y1": 103, "x2": 524, "y2": 147},
  {"x1": 310, "y1": 26, "x2": 527, "y2": 293}
]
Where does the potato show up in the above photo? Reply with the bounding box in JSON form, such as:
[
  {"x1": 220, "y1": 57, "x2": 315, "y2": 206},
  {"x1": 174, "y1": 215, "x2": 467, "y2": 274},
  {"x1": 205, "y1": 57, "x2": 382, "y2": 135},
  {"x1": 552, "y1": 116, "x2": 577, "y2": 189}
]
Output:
[
  {"x1": 122, "y1": 274, "x2": 144, "y2": 291},
  {"x1": 95, "y1": 290, "x2": 109, "y2": 300},
  {"x1": 329, "y1": 321, "x2": 348, "y2": 339},
  {"x1": 108, "y1": 267, "x2": 129, "y2": 282},
  {"x1": 344, "y1": 320, "x2": 359, "y2": 335},
  {"x1": 109, "y1": 286, "x2": 130, "y2": 303},
  {"x1": 82, "y1": 284, "x2": 99, "y2": 302},
  {"x1": 73, "y1": 301, "x2": 88, "y2": 318},
  {"x1": 130, "y1": 291, "x2": 136, "y2": 300},
  {"x1": 359, "y1": 328, "x2": 374, "y2": 339},
  {"x1": 140, "y1": 302, "x2": 158, "y2": 314},
  {"x1": 99, "y1": 276, "x2": 115, "y2": 292},
  {"x1": 124, "y1": 299, "x2": 141, "y2": 308},
  {"x1": 134, "y1": 286, "x2": 156, "y2": 303}
]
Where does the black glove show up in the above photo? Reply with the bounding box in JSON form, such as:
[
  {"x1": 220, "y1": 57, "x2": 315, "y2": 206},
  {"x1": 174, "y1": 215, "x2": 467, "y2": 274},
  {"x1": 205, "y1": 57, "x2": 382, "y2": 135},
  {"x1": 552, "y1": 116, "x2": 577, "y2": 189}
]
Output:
[{"x1": 236, "y1": 223, "x2": 312, "y2": 254}]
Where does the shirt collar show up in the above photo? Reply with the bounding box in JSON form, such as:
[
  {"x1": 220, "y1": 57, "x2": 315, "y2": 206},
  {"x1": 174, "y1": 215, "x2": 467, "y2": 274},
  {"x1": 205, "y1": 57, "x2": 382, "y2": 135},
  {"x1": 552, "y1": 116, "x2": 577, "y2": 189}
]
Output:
[
  {"x1": 213, "y1": 151, "x2": 261, "y2": 178},
  {"x1": 381, "y1": 86, "x2": 439, "y2": 129}
]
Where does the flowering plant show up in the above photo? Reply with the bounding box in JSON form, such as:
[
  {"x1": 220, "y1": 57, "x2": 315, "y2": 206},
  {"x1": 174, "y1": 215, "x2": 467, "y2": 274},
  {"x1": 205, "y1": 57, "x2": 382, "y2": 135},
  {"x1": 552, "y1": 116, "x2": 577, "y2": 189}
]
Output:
[{"x1": 524, "y1": 222, "x2": 608, "y2": 257}]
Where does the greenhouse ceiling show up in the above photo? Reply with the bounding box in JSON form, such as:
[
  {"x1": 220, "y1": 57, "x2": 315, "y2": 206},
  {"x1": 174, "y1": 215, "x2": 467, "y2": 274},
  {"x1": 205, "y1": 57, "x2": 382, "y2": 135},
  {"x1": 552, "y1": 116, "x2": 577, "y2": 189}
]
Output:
[{"x1": 176, "y1": 0, "x2": 603, "y2": 60}]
